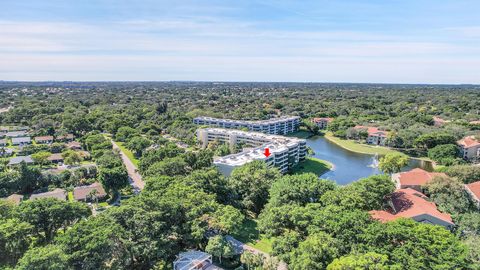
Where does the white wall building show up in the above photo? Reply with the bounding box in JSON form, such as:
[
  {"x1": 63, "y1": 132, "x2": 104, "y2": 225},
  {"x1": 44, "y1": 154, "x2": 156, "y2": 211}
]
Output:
[
  {"x1": 193, "y1": 116, "x2": 300, "y2": 135},
  {"x1": 457, "y1": 136, "x2": 480, "y2": 161},
  {"x1": 197, "y1": 128, "x2": 306, "y2": 175},
  {"x1": 354, "y1": 126, "x2": 389, "y2": 146},
  {"x1": 312, "y1": 117, "x2": 333, "y2": 129}
]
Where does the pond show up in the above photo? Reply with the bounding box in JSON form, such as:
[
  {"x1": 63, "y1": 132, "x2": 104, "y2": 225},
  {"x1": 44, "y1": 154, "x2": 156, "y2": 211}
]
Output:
[{"x1": 307, "y1": 136, "x2": 433, "y2": 185}]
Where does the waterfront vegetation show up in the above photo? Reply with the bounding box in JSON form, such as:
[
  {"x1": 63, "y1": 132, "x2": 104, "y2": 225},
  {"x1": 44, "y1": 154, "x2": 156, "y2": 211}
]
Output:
[
  {"x1": 324, "y1": 132, "x2": 401, "y2": 156},
  {"x1": 291, "y1": 157, "x2": 332, "y2": 176},
  {"x1": 286, "y1": 129, "x2": 314, "y2": 139}
]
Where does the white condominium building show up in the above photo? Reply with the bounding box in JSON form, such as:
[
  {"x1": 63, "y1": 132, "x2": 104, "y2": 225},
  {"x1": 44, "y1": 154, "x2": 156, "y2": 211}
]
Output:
[
  {"x1": 193, "y1": 116, "x2": 300, "y2": 135},
  {"x1": 197, "y1": 128, "x2": 307, "y2": 175}
]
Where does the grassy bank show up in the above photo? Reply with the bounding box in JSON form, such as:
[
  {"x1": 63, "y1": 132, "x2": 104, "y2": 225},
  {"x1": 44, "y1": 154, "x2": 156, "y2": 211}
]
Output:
[
  {"x1": 292, "y1": 157, "x2": 332, "y2": 176},
  {"x1": 114, "y1": 141, "x2": 140, "y2": 167},
  {"x1": 233, "y1": 219, "x2": 273, "y2": 253},
  {"x1": 324, "y1": 132, "x2": 401, "y2": 156}
]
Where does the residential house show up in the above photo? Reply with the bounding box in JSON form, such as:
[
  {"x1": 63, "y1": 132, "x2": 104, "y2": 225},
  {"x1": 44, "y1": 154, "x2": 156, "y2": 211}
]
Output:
[
  {"x1": 392, "y1": 168, "x2": 447, "y2": 192},
  {"x1": 433, "y1": 116, "x2": 450, "y2": 127},
  {"x1": 312, "y1": 117, "x2": 333, "y2": 129},
  {"x1": 6, "y1": 130, "x2": 28, "y2": 138},
  {"x1": 369, "y1": 188, "x2": 454, "y2": 229},
  {"x1": 465, "y1": 181, "x2": 480, "y2": 209},
  {"x1": 78, "y1": 150, "x2": 91, "y2": 160},
  {"x1": 8, "y1": 156, "x2": 34, "y2": 166},
  {"x1": 0, "y1": 148, "x2": 14, "y2": 157},
  {"x1": 1, "y1": 194, "x2": 23, "y2": 205},
  {"x1": 457, "y1": 136, "x2": 480, "y2": 160},
  {"x1": 10, "y1": 126, "x2": 29, "y2": 131},
  {"x1": 173, "y1": 251, "x2": 221, "y2": 270},
  {"x1": 56, "y1": 134, "x2": 74, "y2": 142},
  {"x1": 47, "y1": 153, "x2": 64, "y2": 164},
  {"x1": 65, "y1": 141, "x2": 82, "y2": 150},
  {"x1": 30, "y1": 188, "x2": 67, "y2": 201},
  {"x1": 470, "y1": 120, "x2": 480, "y2": 126},
  {"x1": 11, "y1": 137, "x2": 31, "y2": 146},
  {"x1": 354, "y1": 125, "x2": 389, "y2": 146},
  {"x1": 34, "y1": 135, "x2": 54, "y2": 144},
  {"x1": 73, "y1": 182, "x2": 107, "y2": 202},
  {"x1": 0, "y1": 139, "x2": 6, "y2": 147}
]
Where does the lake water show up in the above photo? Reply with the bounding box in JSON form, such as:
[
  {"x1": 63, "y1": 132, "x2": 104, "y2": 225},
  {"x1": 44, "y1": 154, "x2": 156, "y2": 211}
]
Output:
[{"x1": 307, "y1": 136, "x2": 433, "y2": 185}]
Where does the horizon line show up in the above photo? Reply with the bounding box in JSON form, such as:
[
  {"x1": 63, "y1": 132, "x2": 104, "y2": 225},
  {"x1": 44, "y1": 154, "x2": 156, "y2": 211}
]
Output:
[{"x1": 1, "y1": 80, "x2": 479, "y2": 86}]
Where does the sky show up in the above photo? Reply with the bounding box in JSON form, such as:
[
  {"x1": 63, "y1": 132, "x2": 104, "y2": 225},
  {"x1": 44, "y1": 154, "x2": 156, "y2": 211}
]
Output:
[{"x1": 1, "y1": 0, "x2": 480, "y2": 83}]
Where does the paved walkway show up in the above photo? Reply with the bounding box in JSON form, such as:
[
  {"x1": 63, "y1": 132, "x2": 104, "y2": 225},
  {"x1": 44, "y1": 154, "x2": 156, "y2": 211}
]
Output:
[{"x1": 111, "y1": 140, "x2": 145, "y2": 190}]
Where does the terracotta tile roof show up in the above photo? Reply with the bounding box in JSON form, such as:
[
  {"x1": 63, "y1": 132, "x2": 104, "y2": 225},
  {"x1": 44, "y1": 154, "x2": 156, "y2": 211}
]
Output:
[
  {"x1": 354, "y1": 125, "x2": 389, "y2": 137},
  {"x1": 73, "y1": 182, "x2": 107, "y2": 201},
  {"x1": 396, "y1": 168, "x2": 447, "y2": 186},
  {"x1": 457, "y1": 136, "x2": 480, "y2": 148},
  {"x1": 1, "y1": 194, "x2": 23, "y2": 205},
  {"x1": 66, "y1": 141, "x2": 82, "y2": 149},
  {"x1": 433, "y1": 116, "x2": 450, "y2": 125},
  {"x1": 57, "y1": 134, "x2": 74, "y2": 140},
  {"x1": 30, "y1": 188, "x2": 67, "y2": 201},
  {"x1": 369, "y1": 210, "x2": 395, "y2": 221},
  {"x1": 34, "y1": 136, "x2": 53, "y2": 141},
  {"x1": 369, "y1": 188, "x2": 453, "y2": 225},
  {"x1": 466, "y1": 181, "x2": 480, "y2": 201},
  {"x1": 47, "y1": 153, "x2": 64, "y2": 161},
  {"x1": 312, "y1": 117, "x2": 333, "y2": 123}
]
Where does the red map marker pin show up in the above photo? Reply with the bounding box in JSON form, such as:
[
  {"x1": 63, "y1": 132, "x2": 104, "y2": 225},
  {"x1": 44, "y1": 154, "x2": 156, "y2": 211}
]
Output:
[{"x1": 264, "y1": 148, "x2": 271, "y2": 157}]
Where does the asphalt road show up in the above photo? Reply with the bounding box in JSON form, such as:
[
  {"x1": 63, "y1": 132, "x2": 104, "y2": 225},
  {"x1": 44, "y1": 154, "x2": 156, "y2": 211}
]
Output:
[{"x1": 111, "y1": 140, "x2": 145, "y2": 190}]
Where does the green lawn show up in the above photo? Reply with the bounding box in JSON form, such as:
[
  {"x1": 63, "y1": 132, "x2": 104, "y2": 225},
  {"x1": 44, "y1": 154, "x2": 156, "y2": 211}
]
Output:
[
  {"x1": 324, "y1": 132, "x2": 401, "y2": 156},
  {"x1": 114, "y1": 141, "x2": 140, "y2": 167},
  {"x1": 232, "y1": 219, "x2": 273, "y2": 254},
  {"x1": 292, "y1": 157, "x2": 332, "y2": 176}
]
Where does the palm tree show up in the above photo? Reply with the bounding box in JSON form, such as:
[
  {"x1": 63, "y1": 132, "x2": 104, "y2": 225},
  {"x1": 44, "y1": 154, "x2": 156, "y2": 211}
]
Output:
[{"x1": 87, "y1": 189, "x2": 99, "y2": 208}]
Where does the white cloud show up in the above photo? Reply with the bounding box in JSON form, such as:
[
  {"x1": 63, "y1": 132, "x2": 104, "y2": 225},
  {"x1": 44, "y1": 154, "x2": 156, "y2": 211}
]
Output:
[{"x1": 0, "y1": 19, "x2": 479, "y2": 83}]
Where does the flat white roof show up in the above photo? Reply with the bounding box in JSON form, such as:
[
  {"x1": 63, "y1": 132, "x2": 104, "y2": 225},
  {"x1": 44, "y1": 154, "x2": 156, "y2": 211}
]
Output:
[
  {"x1": 195, "y1": 116, "x2": 300, "y2": 125},
  {"x1": 201, "y1": 128, "x2": 304, "y2": 145},
  {"x1": 204, "y1": 128, "x2": 303, "y2": 166}
]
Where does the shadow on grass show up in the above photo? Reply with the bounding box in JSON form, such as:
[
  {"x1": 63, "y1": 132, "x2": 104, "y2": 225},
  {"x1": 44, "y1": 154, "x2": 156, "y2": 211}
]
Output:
[
  {"x1": 232, "y1": 219, "x2": 273, "y2": 254},
  {"x1": 232, "y1": 219, "x2": 259, "y2": 244},
  {"x1": 291, "y1": 157, "x2": 331, "y2": 176}
]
